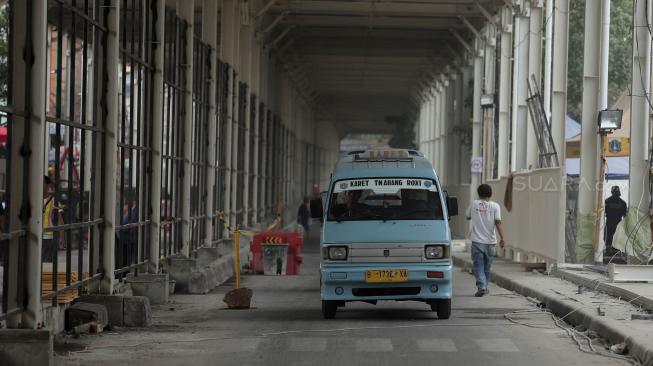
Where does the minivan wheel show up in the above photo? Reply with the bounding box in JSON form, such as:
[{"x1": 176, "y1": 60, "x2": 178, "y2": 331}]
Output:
[
  {"x1": 431, "y1": 299, "x2": 451, "y2": 319},
  {"x1": 322, "y1": 300, "x2": 338, "y2": 319}
]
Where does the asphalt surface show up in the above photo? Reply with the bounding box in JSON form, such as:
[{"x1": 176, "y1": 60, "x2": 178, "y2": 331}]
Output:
[{"x1": 56, "y1": 230, "x2": 629, "y2": 366}]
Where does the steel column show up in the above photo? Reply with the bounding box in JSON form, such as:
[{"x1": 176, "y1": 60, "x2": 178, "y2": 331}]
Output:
[
  {"x1": 16, "y1": 0, "x2": 47, "y2": 328},
  {"x1": 453, "y1": 70, "x2": 464, "y2": 185},
  {"x1": 470, "y1": 42, "x2": 484, "y2": 200},
  {"x1": 220, "y1": 0, "x2": 238, "y2": 231},
  {"x1": 577, "y1": 0, "x2": 602, "y2": 263},
  {"x1": 178, "y1": 0, "x2": 194, "y2": 256},
  {"x1": 203, "y1": 0, "x2": 218, "y2": 243},
  {"x1": 628, "y1": 0, "x2": 652, "y2": 228},
  {"x1": 511, "y1": 5, "x2": 530, "y2": 172},
  {"x1": 439, "y1": 79, "x2": 448, "y2": 182},
  {"x1": 240, "y1": 26, "x2": 252, "y2": 228},
  {"x1": 483, "y1": 24, "x2": 496, "y2": 180},
  {"x1": 527, "y1": 1, "x2": 543, "y2": 169},
  {"x1": 543, "y1": 0, "x2": 554, "y2": 120},
  {"x1": 149, "y1": 0, "x2": 165, "y2": 272},
  {"x1": 497, "y1": 6, "x2": 513, "y2": 178},
  {"x1": 551, "y1": 0, "x2": 569, "y2": 264},
  {"x1": 251, "y1": 43, "x2": 261, "y2": 225},
  {"x1": 101, "y1": 0, "x2": 120, "y2": 293}
]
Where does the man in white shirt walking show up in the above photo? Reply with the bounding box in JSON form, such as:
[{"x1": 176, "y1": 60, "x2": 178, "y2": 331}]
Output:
[{"x1": 466, "y1": 184, "x2": 505, "y2": 297}]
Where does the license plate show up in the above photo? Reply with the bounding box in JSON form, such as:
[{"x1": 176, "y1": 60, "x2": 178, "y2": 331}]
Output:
[{"x1": 365, "y1": 269, "x2": 408, "y2": 283}]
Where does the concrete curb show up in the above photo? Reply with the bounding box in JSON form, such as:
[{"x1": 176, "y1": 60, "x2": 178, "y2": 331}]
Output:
[
  {"x1": 552, "y1": 268, "x2": 653, "y2": 313},
  {"x1": 453, "y1": 255, "x2": 653, "y2": 366}
]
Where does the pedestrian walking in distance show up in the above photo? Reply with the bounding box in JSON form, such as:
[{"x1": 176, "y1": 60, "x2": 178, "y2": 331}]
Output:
[
  {"x1": 604, "y1": 185, "x2": 627, "y2": 256},
  {"x1": 297, "y1": 196, "x2": 311, "y2": 235},
  {"x1": 466, "y1": 184, "x2": 506, "y2": 297}
]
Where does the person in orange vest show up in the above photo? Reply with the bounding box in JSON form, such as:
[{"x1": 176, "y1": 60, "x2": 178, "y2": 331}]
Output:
[{"x1": 42, "y1": 176, "x2": 64, "y2": 262}]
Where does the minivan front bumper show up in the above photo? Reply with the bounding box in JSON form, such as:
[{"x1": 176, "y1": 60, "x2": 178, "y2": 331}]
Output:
[{"x1": 320, "y1": 262, "x2": 452, "y2": 301}]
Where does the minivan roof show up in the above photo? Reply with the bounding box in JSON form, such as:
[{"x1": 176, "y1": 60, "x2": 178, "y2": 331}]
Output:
[{"x1": 332, "y1": 149, "x2": 438, "y2": 181}]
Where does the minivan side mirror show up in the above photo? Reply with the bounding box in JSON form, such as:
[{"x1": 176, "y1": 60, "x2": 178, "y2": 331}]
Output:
[
  {"x1": 446, "y1": 196, "x2": 459, "y2": 218},
  {"x1": 310, "y1": 198, "x2": 323, "y2": 219}
]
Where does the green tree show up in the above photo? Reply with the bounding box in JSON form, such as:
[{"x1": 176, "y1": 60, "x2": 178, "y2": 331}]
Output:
[{"x1": 567, "y1": 1, "x2": 633, "y2": 122}]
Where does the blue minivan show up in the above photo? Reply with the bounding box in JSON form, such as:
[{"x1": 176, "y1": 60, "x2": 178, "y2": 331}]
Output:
[{"x1": 311, "y1": 149, "x2": 458, "y2": 319}]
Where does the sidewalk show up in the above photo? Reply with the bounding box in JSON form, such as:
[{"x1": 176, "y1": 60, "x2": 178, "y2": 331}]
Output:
[{"x1": 453, "y1": 252, "x2": 653, "y2": 366}]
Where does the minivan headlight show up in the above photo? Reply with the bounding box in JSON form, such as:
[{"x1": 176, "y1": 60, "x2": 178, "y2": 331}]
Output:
[
  {"x1": 327, "y1": 246, "x2": 348, "y2": 260},
  {"x1": 425, "y1": 245, "x2": 445, "y2": 259}
]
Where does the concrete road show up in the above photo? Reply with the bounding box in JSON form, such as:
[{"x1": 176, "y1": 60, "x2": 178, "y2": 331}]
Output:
[{"x1": 56, "y1": 231, "x2": 629, "y2": 366}]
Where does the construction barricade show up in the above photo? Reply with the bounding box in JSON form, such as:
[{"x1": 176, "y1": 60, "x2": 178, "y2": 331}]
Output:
[{"x1": 250, "y1": 231, "x2": 304, "y2": 275}]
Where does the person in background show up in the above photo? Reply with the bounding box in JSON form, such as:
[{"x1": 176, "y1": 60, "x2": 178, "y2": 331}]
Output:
[
  {"x1": 43, "y1": 176, "x2": 64, "y2": 262},
  {"x1": 466, "y1": 184, "x2": 505, "y2": 297},
  {"x1": 605, "y1": 185, "x2": 627, "y2": 255},
  {"x1": 0, "y1": 193, "x2": 6, "y2": 232},
  {"x1": 297, "y1": 196, "x2": 310, "y2": 235}
]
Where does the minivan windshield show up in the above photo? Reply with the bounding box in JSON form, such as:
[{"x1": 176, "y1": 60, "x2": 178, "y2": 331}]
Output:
[{"x1": 326, "y1": 178, "x2": 444, "y2": 221}]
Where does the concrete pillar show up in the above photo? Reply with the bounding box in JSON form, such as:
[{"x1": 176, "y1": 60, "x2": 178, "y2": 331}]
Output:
[
  {"x1": 203, "y1": 0, "x2": 218, "y2": 242},
  {"x1": 99, "y1": 0, "x2": 120, "y2": 293},
  {"x1": 628, "y1": 0, "x2": 652, "y2": 224},
  {"x1": 498, "y1": 6, "x2": 513, "y2": 178},
  {"x1": 178, "y1": 0, "x2": 194, "y2": 256},
  {"x1": 470, "y1": 43, "x2": 484, "y2": 199},
  {"x1": 527, "y1": 2, "x2": 543, "y2": 169},
  {"x1": 576, "y1": 0, "x2": 602, "y2": 263},
  {"x1": 551, "y1": 0, "x2": 569, "y2": 264},
  {"x1": 149, "y1": 0, "x2": 165, "y2": 271},
  {"x1": 511, "y1": 4, "x2": 530, "y2": 172},
  {"x1": 10, "y1": 0, "x2": 48, "y2": 328}
]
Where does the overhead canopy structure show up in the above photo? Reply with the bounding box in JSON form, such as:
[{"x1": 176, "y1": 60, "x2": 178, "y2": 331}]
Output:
[{"x1": 265, "y1": 0, "x2": 496, "y2": 134}]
